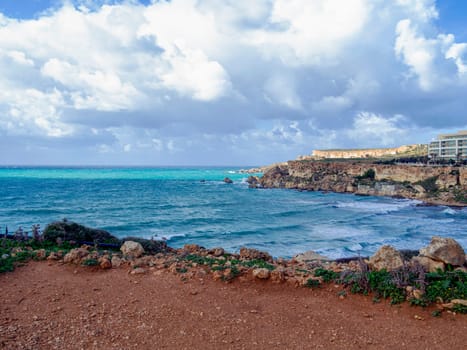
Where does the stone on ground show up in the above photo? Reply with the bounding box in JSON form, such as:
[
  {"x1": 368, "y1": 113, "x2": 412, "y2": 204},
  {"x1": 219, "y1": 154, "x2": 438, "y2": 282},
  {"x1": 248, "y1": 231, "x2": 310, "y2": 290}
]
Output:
[
  {"x1": 252, "y1": 268, "x2": 271, "y2": 279},
  {"x1": 368, "y1": 245, "x2": 404, "y2": 271},
  {"x1": 120, "y1": 241, "x2": 145, "y2": 258},
  {"x1": 419, "y1": 236, "x2": 465, "y2": 266}
]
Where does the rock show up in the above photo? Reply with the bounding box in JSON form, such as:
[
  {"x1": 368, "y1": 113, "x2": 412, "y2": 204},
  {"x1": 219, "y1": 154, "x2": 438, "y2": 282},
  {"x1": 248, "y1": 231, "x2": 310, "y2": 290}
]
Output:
[
  {"x1": 111, "y1": 255, "x2": 122, "y2": 268},
  {"x1": 47, "y1": 251, "x2": 62, "y2": 261},
  {"x1": 246, "y1": 176, "x2": 260, "y2": 188},
  {"x1": 43, "y1": 220, "x2": 119, "y2": 244},
  {"x1": 120, "y1": 237, "x2": 169, "y2": 254},
  {"x1": 239, "y1": 247, "x2": 272, "y2": 262},
  {"x1": 1, "y1": 253, "x2": 9, "y2": 259},
  {"x1": 441, "y1": 299, "x2": 467, "y2": 309},
  {"x1": 34, "y1": 249, "x2": 47, "y2": 260},
  {"x1": 252, "y1": 268, "x2": 270, "y2": 279},
  {"x1": 293, "y1": 251, "x2": 330, "y2": 263},
  {"x1": 411, "y1": 256, "x2": 445, "y2": 272},
  {"x1": 130, "y1": 267, "x2": 146, "y2": 275},
  {"x1": 63, "y1": 248, "x2": 90, "y2": 264},
  {"x1": 182, "y1": 244, "x2": 204, "y2": 253},
  {"x1": 368, "y1": 245, "x2": 404, "y2": 271},
  {"x1": 419, "y1": 236, "x2": 465, "y2": 266},
  {"x1": 223, "y1": 177, "x2": 233, "y2": 184},
  {"x1": 120, "y1": 241, "x2": 145, "y2": 258},
  {"x1": 212, "y1": 270, "x2": 224, "y2": 281},
  {"x1": 270, "y1": 268, "x2": 285, "y2": 283},
  {"x1": 131, "y1": 256, "x2": 155, "y2": 268},
  {"x1": 209, "y1": 247, "x2": 224, "y2": 257},
  {"x1": 413, "y1": 289, "x2": 423, "y2": 300},
  {"x1": 99, "y1": 257, "x2": 112, "y2": 269}
]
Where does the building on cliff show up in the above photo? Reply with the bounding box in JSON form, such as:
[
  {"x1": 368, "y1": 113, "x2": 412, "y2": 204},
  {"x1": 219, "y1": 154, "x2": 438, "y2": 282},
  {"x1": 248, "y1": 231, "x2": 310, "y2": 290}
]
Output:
[{"x1": 428, "y1": 130, "x2": 467, "y2": 160}]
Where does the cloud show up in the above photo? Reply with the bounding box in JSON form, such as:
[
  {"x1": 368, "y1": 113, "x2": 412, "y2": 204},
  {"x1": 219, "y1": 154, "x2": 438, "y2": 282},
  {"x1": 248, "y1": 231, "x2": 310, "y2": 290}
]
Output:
[
  {"x1": 247, "y1": 0, "x2": 370, "y2": 66},
  {"x1": 0, "y1": 0, "x2": 466, "y2": 165},
  {"x1": 346, "y1": 112, "x2": 410, "y2": 146}
]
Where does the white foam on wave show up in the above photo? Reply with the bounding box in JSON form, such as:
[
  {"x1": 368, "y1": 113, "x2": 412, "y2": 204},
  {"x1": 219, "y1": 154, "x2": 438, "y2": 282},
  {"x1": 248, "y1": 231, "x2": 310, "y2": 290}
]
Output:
[
  {"x1": 310, "y1": 225, "x2": 373, "y2": 239},
  {"x1": 442, "y1": 207, "x2": 459, "y2": 215},
  {"x1": 335, "y1": 199, "x2": 415, "y2": 214}
]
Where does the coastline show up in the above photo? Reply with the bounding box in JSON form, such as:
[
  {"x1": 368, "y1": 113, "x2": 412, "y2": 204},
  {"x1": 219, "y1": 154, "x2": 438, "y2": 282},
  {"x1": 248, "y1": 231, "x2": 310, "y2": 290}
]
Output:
[
  {"x1": 1, "y1": 234, "x2": 466, "y2": 349},
  {"x1": 251, "y1": 160, "x2": 467, "y2": 207}
]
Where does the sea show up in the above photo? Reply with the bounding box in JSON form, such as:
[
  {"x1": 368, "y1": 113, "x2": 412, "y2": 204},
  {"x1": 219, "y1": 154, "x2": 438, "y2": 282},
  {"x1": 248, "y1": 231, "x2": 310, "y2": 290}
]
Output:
[{"x1": 1, "y1": 166, "x2": 466, "y2": 259}]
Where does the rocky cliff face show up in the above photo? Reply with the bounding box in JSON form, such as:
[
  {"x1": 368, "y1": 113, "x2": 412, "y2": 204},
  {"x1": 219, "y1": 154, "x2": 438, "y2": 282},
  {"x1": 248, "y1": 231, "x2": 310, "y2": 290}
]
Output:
[
  {"x1": 308, "y1": 144, "x2": 427, "y2": 160},
  {"x1": 259, "y1": 161, "x2": 467, "y2": 206}
]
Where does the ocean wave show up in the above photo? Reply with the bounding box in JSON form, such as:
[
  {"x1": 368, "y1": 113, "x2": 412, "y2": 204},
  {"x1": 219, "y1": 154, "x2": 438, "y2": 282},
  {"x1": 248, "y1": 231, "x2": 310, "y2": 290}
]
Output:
[
  {"x1": 442, "y1": 207, "x2": 461, "y2": 215},
  {"x1": 334, "y1": 200, "x2": 415, "y2": 214}
]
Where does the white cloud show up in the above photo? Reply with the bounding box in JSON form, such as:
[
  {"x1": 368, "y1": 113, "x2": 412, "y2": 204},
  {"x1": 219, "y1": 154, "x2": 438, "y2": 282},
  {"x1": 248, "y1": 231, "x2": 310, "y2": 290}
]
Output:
[
  {"x1": 0, "y1": 86, "x2": 71, "y2": 137},
  {"x1": 446, "y1": 43, "x2": 467, "y2": 75},
  {"x1": 396, "y1": 0, "x2": 438, "y2": 22},
  {"x1": 0, "y1": 0, "x2": 466, "y2": 165},
  {"x1": 5, "y1": 50, "x2": 35, "y2": 66},
  {"x1": 248, "y1": 0, "x2": 369, "y2": 65},
  {"x1": 395, "y1": 19, "x2": 439, "y2": 90},
  {"x1": 347, "y1": 112, "x2": 409, "y2": 146},
  {"x1": 157, "y1": 45, "x2": 232, "y2": 101}
]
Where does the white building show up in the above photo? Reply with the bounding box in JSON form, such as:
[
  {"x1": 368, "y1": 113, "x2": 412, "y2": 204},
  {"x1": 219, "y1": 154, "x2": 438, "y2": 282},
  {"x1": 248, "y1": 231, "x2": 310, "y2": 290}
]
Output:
[{"x1": 428, "y1": 130, "x2": 467, "y2": 160}]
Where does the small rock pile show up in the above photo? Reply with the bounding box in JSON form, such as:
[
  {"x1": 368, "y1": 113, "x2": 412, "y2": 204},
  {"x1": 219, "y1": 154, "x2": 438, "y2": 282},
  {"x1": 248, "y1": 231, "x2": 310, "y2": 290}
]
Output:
[{"x1": 368, "y1": 236, "x2": 466, "y2": 273}]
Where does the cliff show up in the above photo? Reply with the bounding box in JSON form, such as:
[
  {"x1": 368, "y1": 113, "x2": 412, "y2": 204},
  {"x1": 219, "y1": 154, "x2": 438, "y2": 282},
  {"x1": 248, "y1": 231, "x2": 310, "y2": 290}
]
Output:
[
  {"x1": 301, "y1": 144, "x2": 427, "y2": 160},
  {"x1": 258, "y1": 161, "x2": 467, "y2": 206}
]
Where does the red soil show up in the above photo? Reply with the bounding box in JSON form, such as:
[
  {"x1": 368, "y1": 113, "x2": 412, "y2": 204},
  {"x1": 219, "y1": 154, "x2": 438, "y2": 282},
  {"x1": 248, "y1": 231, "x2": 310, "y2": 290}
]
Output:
[{"x1": 1, "y1": 261, "x2": 466, "y2": 349}]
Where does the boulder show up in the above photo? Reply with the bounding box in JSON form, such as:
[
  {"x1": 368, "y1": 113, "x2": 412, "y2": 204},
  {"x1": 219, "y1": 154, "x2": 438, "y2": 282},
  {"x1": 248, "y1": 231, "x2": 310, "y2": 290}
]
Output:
[
  {"x1": 239, "y1": 247, "x2": 272, "y2": 262},
  {"x1": 111, "y1": 255, "x2": 122, "y2": 268},
  {"x1": 130, "y1": 267, "x2": 146, "y2": 275},
  {"x1": 293, "y1": 251, "x2": 330, "y2": 263},
  {"x1": 246, "y1": 176, "x2": 260, "y2": 188},
  {"x1": 223, "y1": 177, "x2": 233, "y2": 184},
  {"x1": 419, "y1": 237, "x2": 465, "y2": 266},
  {"x1": 182, "y1": 244, "x2": 204, "y2": 254},
  {"x1": 368, "y1": 245, "x2": 404, "y2": 271},
  {"x1": 209, "y1": 247, "x2": 225, "y2": 257},
  {"x1": 252, "y1": 268, "x2": 270, "y2": 279},
  {"x1": 270, "y1": 267, "x2": 285, "y2": 283},
  {"x1": 120, "y1": 237, "x2": 169, "y2": 254},
  {"x1": 411, "y1": 256, "x2": 445, "y2": 272},
  {"x1": 63, "y1": 248, "x2": 90, "y2": 264},
  {"x1": 99, "y1": 256, "x2": 112, "y2": 269},
  {"x1": 43, "y1": 220, "x2": 119, "y2": 244},
  {"x1": 34, "y1": 249, "x2": 47, "y2": 260},
  {"x1": 120, "y1": 241, "x2": 145, "y2": 258},
  {"x1": 47, "y1": 251, "x2": 63, "y2": 261}
]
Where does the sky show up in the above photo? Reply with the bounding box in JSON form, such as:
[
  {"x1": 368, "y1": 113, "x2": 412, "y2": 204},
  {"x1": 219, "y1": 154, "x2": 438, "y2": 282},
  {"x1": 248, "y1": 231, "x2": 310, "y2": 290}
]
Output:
[{"x1": 0, "y1": 0, "x2": 467, "y2": 166}]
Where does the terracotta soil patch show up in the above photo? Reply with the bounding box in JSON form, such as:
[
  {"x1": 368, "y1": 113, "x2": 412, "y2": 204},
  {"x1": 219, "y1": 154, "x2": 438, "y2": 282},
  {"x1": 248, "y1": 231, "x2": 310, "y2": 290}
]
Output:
[{"x1": 1, "y1": 261, "x2": 466, "y2": 350}]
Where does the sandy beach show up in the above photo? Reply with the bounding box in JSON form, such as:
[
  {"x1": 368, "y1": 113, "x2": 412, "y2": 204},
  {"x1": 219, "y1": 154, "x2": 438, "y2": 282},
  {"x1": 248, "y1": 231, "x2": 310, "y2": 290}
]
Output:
[{"x1": 1, "y1": 261, "x2": 466, "y2": 350}]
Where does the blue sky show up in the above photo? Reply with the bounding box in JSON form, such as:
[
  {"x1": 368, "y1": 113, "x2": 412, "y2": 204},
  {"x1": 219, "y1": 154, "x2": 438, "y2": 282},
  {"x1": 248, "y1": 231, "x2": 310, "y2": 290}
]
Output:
[{"x1": 0, "y1": 0, "x2": 467, "y2": 165}]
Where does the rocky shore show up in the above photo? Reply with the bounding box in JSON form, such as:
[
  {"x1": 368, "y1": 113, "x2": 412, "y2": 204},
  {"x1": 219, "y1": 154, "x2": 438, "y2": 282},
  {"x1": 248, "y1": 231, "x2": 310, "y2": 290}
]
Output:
[
  {"x1": 2, "y1": 221, "x2": 466, "y2": 312},
  {"x1": 1, "y1": 221, "x2": 466, "y2": 349},
  {"x1": 247, "y1": 160, "x2": 467, "y2": 207}
]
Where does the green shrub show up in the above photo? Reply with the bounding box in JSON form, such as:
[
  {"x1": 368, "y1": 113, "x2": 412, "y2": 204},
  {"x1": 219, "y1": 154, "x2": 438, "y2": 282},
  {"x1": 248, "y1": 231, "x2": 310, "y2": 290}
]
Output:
[
  {"x1": 314, "y1": 268, "x2": 339, "y2": 282},
  {"x1": 305, "y1": 278, "x2": 321, "y2": 288},
  {"x1": 355, "y1": 168, "x2": 376, "y2": 181},
  {"x1": 81, "y1": 258, "x2": 99, "y2": 266},
  {"x1": 414, "y1": 176, "x2": 438, "y2": 193}
]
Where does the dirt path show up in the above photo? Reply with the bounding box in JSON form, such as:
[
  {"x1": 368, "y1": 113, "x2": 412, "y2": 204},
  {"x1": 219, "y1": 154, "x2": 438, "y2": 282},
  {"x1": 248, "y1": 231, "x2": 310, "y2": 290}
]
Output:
[{"x1": 1, "y1": 261, "x2": 466, "y2": 349}]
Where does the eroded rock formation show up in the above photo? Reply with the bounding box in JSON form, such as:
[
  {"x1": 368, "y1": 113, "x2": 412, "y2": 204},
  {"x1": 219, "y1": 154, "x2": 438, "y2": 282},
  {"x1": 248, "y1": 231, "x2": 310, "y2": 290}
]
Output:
[{"x1": 259, "y1": 161, "x2": 467, "y2": 206}]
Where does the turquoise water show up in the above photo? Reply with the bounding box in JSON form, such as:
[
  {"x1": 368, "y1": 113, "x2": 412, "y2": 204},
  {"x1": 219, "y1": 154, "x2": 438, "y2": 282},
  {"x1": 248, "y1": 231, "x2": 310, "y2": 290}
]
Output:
[{"x1": 0, "y1": 167, "x2": 466, "y2": 258}]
